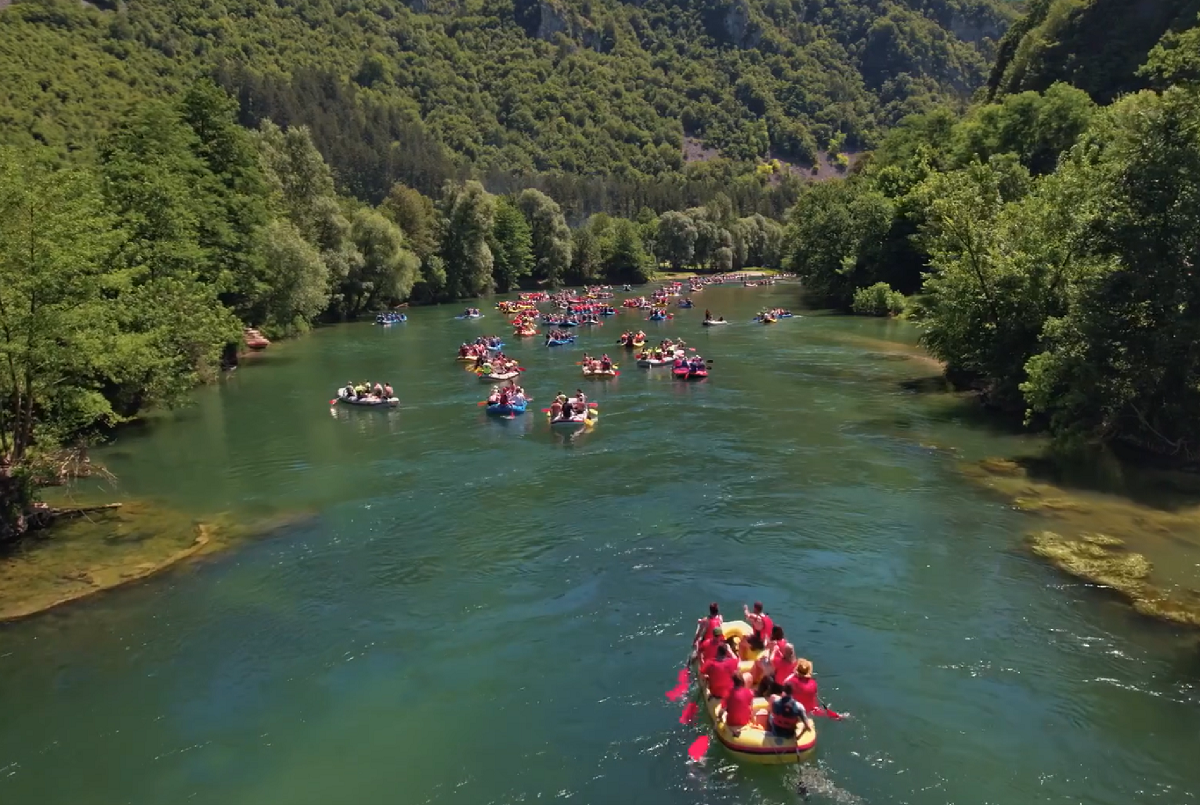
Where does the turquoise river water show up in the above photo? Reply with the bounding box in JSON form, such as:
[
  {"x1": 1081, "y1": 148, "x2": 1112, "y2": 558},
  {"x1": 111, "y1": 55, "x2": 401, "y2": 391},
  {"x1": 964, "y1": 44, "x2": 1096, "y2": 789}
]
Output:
[{"x1": 1, "y1": 284, "x2": 1198, "y2": 804}]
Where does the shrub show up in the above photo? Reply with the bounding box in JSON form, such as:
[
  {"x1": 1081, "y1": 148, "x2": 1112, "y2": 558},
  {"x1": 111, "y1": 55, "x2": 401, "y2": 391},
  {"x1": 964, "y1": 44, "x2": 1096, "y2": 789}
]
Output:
[{"x1": 851, "y1": 282, "x2": 906, "y2": 316}]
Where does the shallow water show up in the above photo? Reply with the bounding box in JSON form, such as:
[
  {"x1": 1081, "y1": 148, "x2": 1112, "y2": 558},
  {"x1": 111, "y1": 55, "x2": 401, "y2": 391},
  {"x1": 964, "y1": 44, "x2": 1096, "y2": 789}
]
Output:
[{"x1": 1, "y1": 286, "x2": 1198, "y2": 805}]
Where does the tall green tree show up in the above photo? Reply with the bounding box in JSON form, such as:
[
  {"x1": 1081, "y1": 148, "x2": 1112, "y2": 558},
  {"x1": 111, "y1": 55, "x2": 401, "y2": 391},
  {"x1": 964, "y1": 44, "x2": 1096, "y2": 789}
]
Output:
[
  {"x1": 782, "y1": 181, "x2": 894, "y2": 308},
  {"x1": 340, "y1": 208, "x2": 421, "y2": 316},
  {"x1": 516, "y1": 189, "x2": 571, "y2": 288},
  {"x1": 656, "y1": 211, "x2": 698, "y2": 271},
  {"x1": 603, "y1": 218, "x2": 654, "y2": 284},
  {"x1": 439, "y1": 181, "x2": 496, "y2": 299},
  {"x1": 489, "y1": 197, "x2": 534, "y2": 293},
  {"x1": 0, "y1": 149, "x2": 120, "y2": 462}
]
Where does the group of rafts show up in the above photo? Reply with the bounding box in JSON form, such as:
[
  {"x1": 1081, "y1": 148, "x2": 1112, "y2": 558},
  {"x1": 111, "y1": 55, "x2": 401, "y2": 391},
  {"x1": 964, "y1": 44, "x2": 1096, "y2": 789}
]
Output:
[{"x1": 688, "y1": 602, "x2": 837, "y2": 764}]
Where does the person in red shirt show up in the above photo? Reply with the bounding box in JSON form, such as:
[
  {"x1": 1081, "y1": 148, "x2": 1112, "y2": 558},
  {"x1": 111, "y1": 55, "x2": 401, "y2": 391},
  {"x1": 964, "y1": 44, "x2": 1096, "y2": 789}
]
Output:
[
  {"x1": 717, "y1": 673, "x2": 756, "y2": 737},
  {"x1": 763, "y1": 644, "x2": 800, "y2": 696},
  {"x1": 696, "y1": 624, "x2": 727, "y2": 664},
  {"x1": 785, "y1": 658, "x2": 819, "y2": 712},
  {"x1": 701, "y1": 643, "x2": 740, "y2": 700}
]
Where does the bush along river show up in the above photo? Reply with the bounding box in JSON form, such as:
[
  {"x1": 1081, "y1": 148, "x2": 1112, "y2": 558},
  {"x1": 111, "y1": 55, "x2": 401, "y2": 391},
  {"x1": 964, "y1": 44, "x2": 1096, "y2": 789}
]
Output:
[{"x1": 1, "y1": 283, "x2": 1198, "y2": 805}]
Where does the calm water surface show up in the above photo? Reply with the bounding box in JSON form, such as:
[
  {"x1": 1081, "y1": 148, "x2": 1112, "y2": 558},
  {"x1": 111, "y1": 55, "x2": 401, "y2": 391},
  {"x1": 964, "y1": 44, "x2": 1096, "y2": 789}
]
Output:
[{"x1": 1, "y1": 286, "x2": 1198, "y2": 805}]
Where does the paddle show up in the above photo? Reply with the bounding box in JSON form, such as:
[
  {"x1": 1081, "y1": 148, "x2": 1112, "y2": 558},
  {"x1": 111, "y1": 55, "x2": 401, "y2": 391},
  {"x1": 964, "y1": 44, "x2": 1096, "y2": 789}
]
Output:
[
  {"x1": 686, "y1": 735, "x2": 710, "y2": 762},
  {"x1": 812, "y1": 698, "x2": 844, "y2": 720},
  {"x1": 329, "y1": 398, "x2": 339, "y2": 405}
]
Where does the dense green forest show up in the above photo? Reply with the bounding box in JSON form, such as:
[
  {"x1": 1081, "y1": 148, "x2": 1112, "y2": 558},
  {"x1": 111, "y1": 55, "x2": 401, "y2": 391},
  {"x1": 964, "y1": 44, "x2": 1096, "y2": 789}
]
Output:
[
  {"x1": 784, "y1": 13, "x2": 1200, "y2": 459},
  {"x1": 0, "y1": 0, "x2": 1012, "y2": 211}
]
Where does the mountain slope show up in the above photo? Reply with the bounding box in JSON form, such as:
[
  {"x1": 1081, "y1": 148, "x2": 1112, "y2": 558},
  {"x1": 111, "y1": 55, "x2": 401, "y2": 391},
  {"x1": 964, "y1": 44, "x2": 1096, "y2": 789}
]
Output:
[
  {"x1": 0, "y1": 0, "x2": 1013, "y2": 203},
  {"x1": 987, "y1": 0, "x2": 1200, "y2": 102}
]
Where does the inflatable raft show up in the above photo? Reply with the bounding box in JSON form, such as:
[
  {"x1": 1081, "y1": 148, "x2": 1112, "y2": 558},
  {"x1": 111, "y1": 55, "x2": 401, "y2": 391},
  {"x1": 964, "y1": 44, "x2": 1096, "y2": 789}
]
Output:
[
  {"x1": 582, "y1": 367, "x2": 619, "y2": 378},
  {"x1": 486, "y1": 400, "x2": 527, "y2": 416},
  {"x1": 636, "y1": 357, "x2": 671, "y2": 367},
  {"x1": 546, "y1": 337, "x2": 575, "y2": 346},
  {"x1": 692, "y1": 620, "x2": 817, "y2": 765},
  {"x1": 673, "y1": 365, "x2": 708, "y2": 380},
  {"x1": 702, "y1": 320, "x2": 729, "y2": 327},
  {"x1": 547, "y1": 408, "x2": 599, "y2": 428},
  {"x1": 479, "y1": 370, "x2": 521, "y2": 382},
  {"x1": 336, "y1": 391, "x2": 399, "y2": 407}
]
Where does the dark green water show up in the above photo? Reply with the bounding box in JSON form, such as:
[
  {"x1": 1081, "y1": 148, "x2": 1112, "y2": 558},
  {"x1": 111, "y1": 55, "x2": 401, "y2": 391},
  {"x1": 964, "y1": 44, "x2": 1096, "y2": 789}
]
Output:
[{"x1": 1, "y1": 285, "x2": 1198, "y2": 804}]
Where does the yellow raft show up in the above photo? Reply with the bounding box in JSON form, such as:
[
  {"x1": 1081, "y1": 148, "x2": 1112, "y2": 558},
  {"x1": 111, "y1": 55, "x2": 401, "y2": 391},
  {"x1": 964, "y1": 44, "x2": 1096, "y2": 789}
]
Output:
[{"x1": 691, "y1": 619, "x2": 817, "y2": 765}]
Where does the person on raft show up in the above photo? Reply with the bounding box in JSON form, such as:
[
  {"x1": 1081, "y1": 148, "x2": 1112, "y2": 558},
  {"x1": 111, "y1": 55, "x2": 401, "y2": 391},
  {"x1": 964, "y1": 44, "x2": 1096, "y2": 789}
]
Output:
[
  {"x1": 600, "y1": 354, "x2": 613, "y2": 371},
  {"x1": 343, "y1": 381, "x2": 358, "y2": 400},
  {"x1": 701, "y1": 642, "x2": 740, "y2": 703},
  {"x1": 715, "y1": 674, "x2": 755, "y2": 737},
  {"x1": 768, "y1": 680, "x2": 813, "y2": 739},
  {"x1": 744, "y1": 601, "x2": 774, "y2": 651}
]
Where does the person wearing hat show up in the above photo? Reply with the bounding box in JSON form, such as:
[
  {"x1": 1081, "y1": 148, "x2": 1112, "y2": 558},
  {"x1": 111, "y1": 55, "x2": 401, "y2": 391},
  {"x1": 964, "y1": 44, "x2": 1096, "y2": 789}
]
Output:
[
  {"x1": 785, "y1": 658, "x2": 819, "y2": 712},
  {"x1": 701, "y1": 642, "x2": 740, "y2": 701},
  {"x1": 768, "y1": 679, "x2": 813, "y2": 739},
  {"x1": 696, "y1": 624, "x2": 728, "y2": 664}
]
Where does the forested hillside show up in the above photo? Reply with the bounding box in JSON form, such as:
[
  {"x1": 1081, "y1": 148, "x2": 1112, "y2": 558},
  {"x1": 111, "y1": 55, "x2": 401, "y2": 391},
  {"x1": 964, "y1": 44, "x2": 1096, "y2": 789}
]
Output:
[
  {"x1": 987, "y1": 0, "x2": 1200, "y2": 102},
  {"x1": 784, "y1": 11, "x2": 1200, "y2": 458},
  {"x1": 0, "y1": 0, "x2": 1012, "y2": 210}
]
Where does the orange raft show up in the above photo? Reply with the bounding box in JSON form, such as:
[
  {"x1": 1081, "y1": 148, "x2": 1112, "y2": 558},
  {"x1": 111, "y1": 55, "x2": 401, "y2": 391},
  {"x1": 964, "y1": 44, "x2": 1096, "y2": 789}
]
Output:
[{"x1": 691, "y1": 619, "x2": 817, "y2": 764}]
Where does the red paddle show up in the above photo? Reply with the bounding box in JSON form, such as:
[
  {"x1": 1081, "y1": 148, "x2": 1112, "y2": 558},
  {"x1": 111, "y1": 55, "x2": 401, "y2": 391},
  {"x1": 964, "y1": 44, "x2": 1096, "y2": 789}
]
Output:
[
  {"x1": 679, "y1": 701, "x2": 698, "y2": 724},
  {"x1": 329, "y1": 399, "x2": 338, "y2": 405},
  {"x1": 686, "y1": 736, "x2": 710, "y2": 762},
  {"x1": 813, "y1": 699, "x2": 845, "y2": 720}
]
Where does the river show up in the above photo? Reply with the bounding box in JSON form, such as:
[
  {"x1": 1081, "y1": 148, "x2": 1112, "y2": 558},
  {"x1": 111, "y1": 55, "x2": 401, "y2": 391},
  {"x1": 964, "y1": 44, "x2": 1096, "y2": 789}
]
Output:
[{"x1": 1, "y1": 285, "x2": 1197, "y2": 804}]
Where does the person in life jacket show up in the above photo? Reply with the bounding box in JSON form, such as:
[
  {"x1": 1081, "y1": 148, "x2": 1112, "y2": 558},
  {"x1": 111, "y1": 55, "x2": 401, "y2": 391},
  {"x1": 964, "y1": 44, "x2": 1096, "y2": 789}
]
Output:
[
  {"x1": 768, "y1": 681, "x2": 813, "y2": 739},
  {"x1": 695, "y1": 602, "x2": 722, "y2": 646},
  {"x1": 701, "y1": 642, "x2": 740, "y2": 701},
  {"x1": 743, "y1": 601, "x2": 774, "y2": 652},
  {"x1": 716, "y1": 673, "x2": 757, "y2": 738},
  {"x1": 695, "y1": 624, "x2": 727, "y2": 665},
  {"x1": 784, "y1": 658, "x2": 819, "y2": 713}
]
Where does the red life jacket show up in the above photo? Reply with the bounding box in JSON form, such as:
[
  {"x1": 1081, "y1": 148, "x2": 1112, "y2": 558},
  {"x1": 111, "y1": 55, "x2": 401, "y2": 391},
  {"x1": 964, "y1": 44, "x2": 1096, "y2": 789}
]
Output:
[
  {"x1": 773, "y1": 656, "x2": 799, "y2": 685},
  {"x1": 724, "y1": 686, "x2": 754, "y2": 727},
  {"x1": 790, "y1": 675, "x2": 819, "y2": 712},
  {"x1": 757, "y1": 613, "x2": 774, "y2": 643}
]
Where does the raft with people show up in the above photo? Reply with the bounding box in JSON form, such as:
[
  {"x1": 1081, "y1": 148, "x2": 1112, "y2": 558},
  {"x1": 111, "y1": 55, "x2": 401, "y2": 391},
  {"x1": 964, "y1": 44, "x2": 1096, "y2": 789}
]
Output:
[
  {"x1": 673, "y1": 357, "x2": 709, "y2": 380},
  {"x1": 690, "y1": 615, "x2": 818, "y2": 764},
  {"x1": 547, "y1": 403, "x2": 598, "y2": 428},
  {"x1": 456, "y1": 308, "x2": 484, "y2": 319},
  {"x1": 334, "y1": 382, "x2": 399, "y2": 407},
  {"x1": 702, "y1": 318, "x2": 729, "y2": 326}
]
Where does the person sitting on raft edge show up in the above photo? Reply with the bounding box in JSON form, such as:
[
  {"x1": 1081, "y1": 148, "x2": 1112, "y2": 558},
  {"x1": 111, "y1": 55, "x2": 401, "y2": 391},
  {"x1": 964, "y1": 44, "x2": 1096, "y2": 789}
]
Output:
[
  {"x1": 715, "y1": 672, "x2": 757, "y2": 737},
  {"x1": 768, "y1": 680, "x2": 813, "y2": 739},
  {"x1": 701, "y1": 642, "x2": 740, "y2": 702}
]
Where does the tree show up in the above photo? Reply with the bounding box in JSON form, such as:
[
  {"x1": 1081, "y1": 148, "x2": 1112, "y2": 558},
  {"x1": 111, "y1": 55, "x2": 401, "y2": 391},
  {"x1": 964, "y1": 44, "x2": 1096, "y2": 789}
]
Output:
[
  {"x1": 603, "y1": 218, "x2": 654, "y2": 284},
  {"x1": 489, "y1": 197, "x2": 534, "y2": 293},
  {"x1": 1023, "y1": 88, "x2": 1200, "y2": 453},
  {"x1": 656, "y1": 211, "x2": 697, "y2": 271},
  {"x1": 255, "y1": 120, "x2": 361, "y2": 319},
  {"x1": 439, "y1": 181, "x2": 496, "y2": 299},
  {"x1": 381, "y1": 182, "x2": 439, "y2": 261},
  {"x1": 0, "y1": 149, "x2": 120, "y2": 464},
  {"x1": 516, "y1": 189, "x2": 571, "y2": 288},
  {"x1": 782, "y1": 181, "x2": 893, "y2": 308},
  {"x1": 177, "y1": 79, "x2": 271, "y2": 319},
  {"x1": 334, "y1": 208, "x2": 421, "y2": 317},
  {"x1": 259, "y1": 219, "x2": 328, "y2": 329}
]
